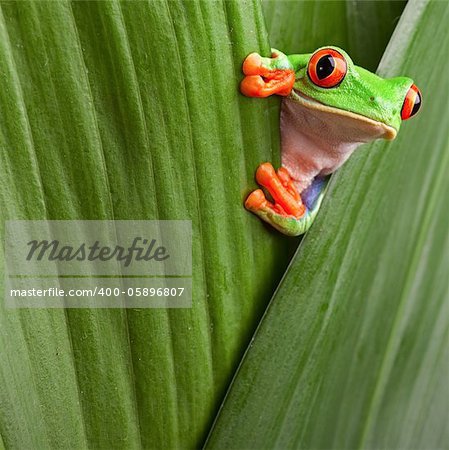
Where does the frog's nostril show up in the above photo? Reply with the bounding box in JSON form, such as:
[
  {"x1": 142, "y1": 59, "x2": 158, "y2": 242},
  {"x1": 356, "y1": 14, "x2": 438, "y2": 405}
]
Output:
[{"x1": 369, "y1": 96, "x2": 375, "y2": 101}]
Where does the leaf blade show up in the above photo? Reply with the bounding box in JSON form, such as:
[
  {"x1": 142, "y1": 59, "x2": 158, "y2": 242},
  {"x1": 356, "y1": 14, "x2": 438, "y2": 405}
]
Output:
[
  {"x1": 0, "y1": 1, "x2": 290, "y2": 447},
  {"x1": 263, "y1": 0, "x2": 406, "y2": 71},
  {"x1": 206, "y1": 1, "x2": 449, "y2": 448}
]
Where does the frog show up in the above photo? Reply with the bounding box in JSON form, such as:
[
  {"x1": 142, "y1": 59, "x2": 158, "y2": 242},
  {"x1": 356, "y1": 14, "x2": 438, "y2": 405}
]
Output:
[{"x1": 241, "y1": 46, "x2": 421, "y2": 236}]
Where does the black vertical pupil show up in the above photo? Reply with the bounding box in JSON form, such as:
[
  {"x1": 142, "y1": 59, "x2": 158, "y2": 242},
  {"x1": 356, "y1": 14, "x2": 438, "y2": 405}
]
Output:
[
  {"x1": 317, "y1": 55, "x2": 335, "y2": 79},
  {"x1": 411, "y1": 91, "x2": 421, "y2": 117}
]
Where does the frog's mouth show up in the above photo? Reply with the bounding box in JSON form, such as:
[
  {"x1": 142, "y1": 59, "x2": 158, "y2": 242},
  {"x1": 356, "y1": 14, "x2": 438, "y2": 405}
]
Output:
[{"x1": 291, "y1": 89, "x2": 397, "y2": 140}]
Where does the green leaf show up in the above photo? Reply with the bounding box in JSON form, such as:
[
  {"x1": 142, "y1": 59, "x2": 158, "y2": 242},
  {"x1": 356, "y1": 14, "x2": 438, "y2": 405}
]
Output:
[
  {"x1": 263, "y1": 0, "x2": 405, "y2": 71},
  {"x1": 0, "y1": 1, "x2": 291, "y2": 448},
  {"x1": 0, "y1": 0, "x2": 419, "y2": 448},
  {"x1": 206, "y1": 1, "x2": 449, "y2": 448}
]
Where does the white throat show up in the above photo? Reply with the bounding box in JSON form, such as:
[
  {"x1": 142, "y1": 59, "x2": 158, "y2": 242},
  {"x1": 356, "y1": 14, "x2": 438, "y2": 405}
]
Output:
[{"x1": 280, "y1": 93, "x2": 396, "y2": 192}]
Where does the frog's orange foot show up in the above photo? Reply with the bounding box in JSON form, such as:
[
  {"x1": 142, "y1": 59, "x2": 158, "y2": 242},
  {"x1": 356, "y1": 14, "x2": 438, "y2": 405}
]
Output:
[
  {"x1": 245, "y1": 189, "x2": 271, "y2": 212},
  {"x1": 242, "y1": 53, "x2": 270, "y2": 77},
  {"x1": 240, "y1": 72, "x2": 295, "y2": 97},
  {"x1": 245, "y1": 163, "x2": 306, "y2": 219},
  {"x1": 240, "y1": 53, "x2": 295, "y2": 98}
]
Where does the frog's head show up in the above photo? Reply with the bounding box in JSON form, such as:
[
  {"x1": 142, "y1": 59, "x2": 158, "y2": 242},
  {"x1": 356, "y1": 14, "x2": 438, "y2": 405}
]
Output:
[{"x1": 290, "y1": 46, "x2": 422, "y2": 140}]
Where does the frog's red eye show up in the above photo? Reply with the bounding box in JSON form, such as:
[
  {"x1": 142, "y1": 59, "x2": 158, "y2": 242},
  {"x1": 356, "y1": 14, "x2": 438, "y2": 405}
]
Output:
[
  {"x1": 307, "y1": 48, "x2": 347, "y2": 88},
  {"x1": 401, "y1": 84, "x2": 422, "y2": 120}
]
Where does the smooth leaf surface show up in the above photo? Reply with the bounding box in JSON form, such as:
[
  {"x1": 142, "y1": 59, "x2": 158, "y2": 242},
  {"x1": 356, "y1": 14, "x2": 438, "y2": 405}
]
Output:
[
  {"x1": 0, "y1": 1, "x2": 420, "y2": 449},
  {"x1": 206, "y1": 0, "x2": 449, "y2": 448},
  {"x1": 263, "y1": 0, "x2": 406, "y2": 71}
]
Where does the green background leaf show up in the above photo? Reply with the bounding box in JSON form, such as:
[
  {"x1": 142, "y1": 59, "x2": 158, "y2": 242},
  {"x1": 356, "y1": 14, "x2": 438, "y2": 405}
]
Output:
[
  {"x1": 206, "y1": 1, "x2": 449, "y2": 448},
  {"x1": 0, "y1": 1, "x2": 440, "y2": 449},
  {"x1": 0, "y1": 1, "x2": 290, "y2": 447},
  {"x1": 263, "y1": 0, "x2": 406, "y2": 71}
]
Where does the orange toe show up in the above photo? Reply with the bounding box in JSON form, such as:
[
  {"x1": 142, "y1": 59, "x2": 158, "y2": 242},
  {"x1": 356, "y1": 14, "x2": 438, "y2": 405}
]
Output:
[
  {"x1": 245, "y1": 189, "x2": 269, "y2": 212},
  {"x1": 255, "y1": 163, "x2": 305, "y2": 218},
  {"x1": 240, "y1": 75, "x2": 270, "y2": 98},
  {"x1": 242, "y1": 53, "x2": 265, "y2": 76},
  {"x1": 255, "y1": 162, "x2": 277, "y2": 186},
  {"x1": 278, "y1": 167, "x2": 301, "y2": 201},
  {"x1": 277, "y1": 167, "x2": 292, "y2": 185}
]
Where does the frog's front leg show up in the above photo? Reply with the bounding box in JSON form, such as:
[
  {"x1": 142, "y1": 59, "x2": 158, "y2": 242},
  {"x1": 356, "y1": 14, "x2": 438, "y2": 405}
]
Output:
[
  {"x1": 245, "y1": 163, "x2": 327, "y2": 236},
  {"x1": 241, "y1": 49, "x2": 295, "y2": 98}
]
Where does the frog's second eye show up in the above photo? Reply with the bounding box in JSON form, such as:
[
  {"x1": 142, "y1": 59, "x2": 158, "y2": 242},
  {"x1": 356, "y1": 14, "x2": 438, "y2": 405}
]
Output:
[
  {"x1": 401, "y1": 84, "x2": 422, "y2": 120},
  {"x1": 307, "y1": 48, "x2": 347, "y2": 88}
]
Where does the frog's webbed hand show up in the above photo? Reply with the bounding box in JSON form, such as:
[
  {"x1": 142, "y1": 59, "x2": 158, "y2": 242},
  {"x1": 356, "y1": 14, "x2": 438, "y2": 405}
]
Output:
[
  {"x1": 240, "y1": 49, "x2": 295, "y2": 98},
  {"x1": 245, "y1": 163, "x2": 327, "y2": 236}
]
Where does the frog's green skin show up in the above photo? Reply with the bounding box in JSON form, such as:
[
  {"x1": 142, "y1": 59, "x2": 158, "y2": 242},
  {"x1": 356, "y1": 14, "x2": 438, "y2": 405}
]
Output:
[
  {"x1": 282, "y1": 48, "x2": 412, "y2": 133},
  {"x1": 242, "y1": 47, "x2": 420, "y2": 236}
]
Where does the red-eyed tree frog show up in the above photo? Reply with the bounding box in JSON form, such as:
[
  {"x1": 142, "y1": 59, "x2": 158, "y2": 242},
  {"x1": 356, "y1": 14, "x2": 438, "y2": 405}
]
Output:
[{"x1": 242, "y1": 47, "x2": 421, "y2": 236}]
